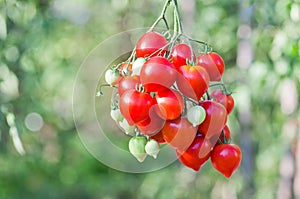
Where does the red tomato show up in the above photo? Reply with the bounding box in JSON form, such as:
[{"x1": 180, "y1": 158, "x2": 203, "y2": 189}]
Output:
[
  {"x1": 211, "y1": 144, "x2": 242, "y2": 178},
  {"x1": 171, "y1": 43, "x2": 196, "y2": 70},
  {"x1": 198, "y1": 52, "x2": 225, "y2": 82},
  {"x1": 119, "y1": 90, "x2": 155, "y2": 125},
  {"x1": 211, "y1": 89, "x2": 234, "y2": 114},
  {"x1": 210, "y1": 125, "x2": 231, "y2": 147},
  {"x1": 118, "y1": 75, "x2": 140, "y2": 96},
  {"x1": 136, "y1": 107, "x2": 165, "y2": 136},
  {"x1": 161, "y1": 117, "x2": 197, "y2": 151},
  {"x1": 135, "y1": 32, "x2": 168, "y2": 58},
  {"x1": 140, "y1": 56, "x2": 177, "y2": 92},
  {"x1": 176, "y1": 135, "x2": 211, "y2": 171},
  {"x1": 150, "y1": 131, "x2": 166, "y2": 144},
  {"x1": 176, "y1": 65, "x2": 210, "y2": 101},
  {"x1": 198, "y1": 101, "x2": 227, "y2": 139},
  {"x1": 155, "y1": 88, "x2": 184, "y2": 120},
  {"x1": 119, "y1": 62, "x2": 132, "y2": 76}
]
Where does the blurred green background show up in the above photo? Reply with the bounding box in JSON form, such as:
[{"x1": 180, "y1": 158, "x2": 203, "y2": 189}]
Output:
[{"x1": 0, "y1": 0, "x2": 300, "y2": 198}]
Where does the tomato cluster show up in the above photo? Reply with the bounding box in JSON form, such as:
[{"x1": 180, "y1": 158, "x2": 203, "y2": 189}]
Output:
[{"x1": 101, "y1": 30, "x2": 242, "y2": 178}]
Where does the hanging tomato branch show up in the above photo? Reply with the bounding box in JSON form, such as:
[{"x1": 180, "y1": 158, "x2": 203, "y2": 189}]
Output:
[{"x1": 99, "y1": 0, "x2": 242, "y2": 178}]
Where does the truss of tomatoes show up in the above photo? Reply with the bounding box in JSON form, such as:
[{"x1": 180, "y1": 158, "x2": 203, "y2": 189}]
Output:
[{"x1": 102, "y1": 31, "x2": 242, "y2": 178}]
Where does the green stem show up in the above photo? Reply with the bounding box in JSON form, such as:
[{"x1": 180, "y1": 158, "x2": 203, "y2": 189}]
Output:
[
  {"x1": 172, "y1": 0, "x2": 183, "y2": 34},
  {"x1": 97, "y1": 84, "x2": 115, "y2": 97},
  {"x1": 150, "y1": 0, "x2": 172, "y2": 31},
  {"x1": 209, "y1": 82, "x2": 232, "y2": 95}
]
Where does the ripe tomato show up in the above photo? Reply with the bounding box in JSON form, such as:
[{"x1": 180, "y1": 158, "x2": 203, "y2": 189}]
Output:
[
  {"x1": 119, "y1": 90, "x2": 155, "y2": 125},
  {"x1": 176, "y1": 65, "x2": 210, "y2": 101},
  {"x1": 210, "y1": 125, "x2": 231, "y2": 147},
  {"x1": 136, "y1": 107, "x2": 165, "y2": 136},
  {"x1": 118, "y1": 75, "x2": 140, "y2": 96},
  {"x1": 135, "y1": 32, "x2": 168, "y2": 58},
  {"x1": 171, "y1": 43, "x2": 196, "y2": 70},
  {"x1": 198, "y1": 52, "x2": 225, "y2": 82},
  {"x1": 150, "y1": 131, "x2": 166, "y2": 144},
  {"x1": 140, "y1": 56, "x2": 177, "y2": 92},
  {"x1": 198, "y1": 101, "x2": 227, "y2": 139},
  {"x1": 155, "y1": 88, "x2": 184, "y2": 120},
  {"x1": 211, "y1": 144, "x2": 242, "y2": 178},
  {"x1": 176, "y1": 135, "x2": 211, "y2": 171},
  {"x1": 211, "y1": 89, "x2": 234, "y2": 114},
  {"x1": 161, "y1": 117, "x2": 197, "y2": 151},
  {"x1": 119, "y1": 62, "x2": 132, "y2": 76}
]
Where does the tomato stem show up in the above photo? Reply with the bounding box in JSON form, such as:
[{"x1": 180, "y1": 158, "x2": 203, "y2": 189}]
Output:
[
  {"x1": 209, "y1": 82, "x2": 232, "y2": 95},
  {"x1": 97, "y1": 84, "x2": 115, "y2": 97},
  {"x1": 206, "y1": 91, "x2": 211, "y2": 100},
  {"x1": 150, "y1": 0, "x2": 171, "y2": 31}
]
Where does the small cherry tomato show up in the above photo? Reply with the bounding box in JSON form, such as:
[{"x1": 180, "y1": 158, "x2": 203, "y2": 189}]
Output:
[
  {"x1": 155, "y1": 88, "x2": 184, "y2": 120},
  {"x1": 119, "y1": 62, "x2": 133, "y2": 76},
  {"x1": 198, "y1": 52, "x2": 225, "y2": 82},
  {"x1": 135, "y1": 32, "x2": 168, "y2": 58},
  {"x1": 162, "y1": 117, "x2": 197, "y2": 151},
  {"x1": 211, "y1": 143, "x2": 242, "y2": 178},
  {"x1": 176, "y1": 65, "x2": 210, "y2": 101},
  {"x1": 198, "y1": 101, "x2": 227, "y2": 139},
  {"x1": 140, "y1": 56, "x2": 177, "y2": 92},
  {"x1": 211, "y1": 89, "x2": 234, "y2": 114},
  {"x1": 118, "y1": 75, "x2": 140, "y2": 96},
  {"x1": 171, "y1": 43, "x2": 196, "y2": 70},
  {"x1": 119, "y1": 89, "x2": 155, "y2": 125}
]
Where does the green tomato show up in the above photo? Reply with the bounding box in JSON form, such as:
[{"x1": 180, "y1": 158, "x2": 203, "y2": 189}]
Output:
[
  {"x1": 105, "y1": 68, "x2": 120, "y2": 85},
  {"x1": 145, "y1": 139, "x2": 160, "y2": 159},
  {"x1": 187, "y1": 105, "x2": 206, "y2": 127},
  {"x1": 132, "y1": 58, "x2": 146, "y2": 76},
  {"x1": 129, "y1": 136, "x2": 147, "y2": 162},
  {"x1": 119, "y1": 119, "x2": 135, "y2": 135},
  {"x1": 110, "y1": 108, "x2": 123, "y2": 122}
]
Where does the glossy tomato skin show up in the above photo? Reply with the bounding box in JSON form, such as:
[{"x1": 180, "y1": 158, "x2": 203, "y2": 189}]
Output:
[
  {"x1": 119, "y1": 90, "x2": 155, "y2": 125},
  {"x1": 162, "y1": 117, "x2": 197, "y2": 151},
  {"x1": 198, "y1": 52, "x2": 225, "y2": 82},
  {"x1": 140, "y1": 56, "x2": 177, "y2": 92},
  {"x1": 198, "y1": 101, "x2": 227, "y2": 139},
  {"x1": 177, "y1": 65, "x2": 210, "y2": 101},
  {"x1": 210, "y1": 125, "x2": 231, "y2": 147},
  {"x1": 136, "y1": 107, "x2": 165, "y2": 136},
  {"x1": 118, "y1": 76, "x2": 140, "y2": 96},
  {"x1": 171, "y1": 43, "x2": 195, "y2": 70},
  {"x1": 211, "y1": 89, "x2": 234, "y2": 114},
  {"x1": 155, "y1": 88, "x2": 184, "y2": 120},
  {"x1": 176, "y1": 135, "x2": 211, "y2": 171},
  {"x1": 135, "y1": 32, "x2": 168, "y2": 58},
  {"x1": 211, "y1": 144, "x2": 242, "y2": 178}
]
